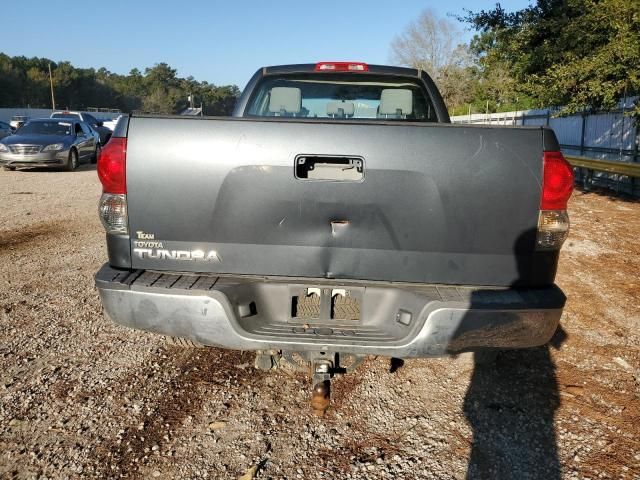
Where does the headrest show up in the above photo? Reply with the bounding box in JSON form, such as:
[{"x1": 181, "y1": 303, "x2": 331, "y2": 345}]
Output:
[
  {"x1": 327, "y1": 100, "x2": 355, "y2": 117},
  {"x1": 268, "y1": 87, "x2": 302, "y2": 114},
  {"x1": 379, "y1": 89, "x2": 413, "y2": 116}
]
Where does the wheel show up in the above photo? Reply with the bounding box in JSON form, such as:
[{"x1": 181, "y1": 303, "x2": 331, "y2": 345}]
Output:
[
  {"x1": 3, "y1": 165, "x2": 15, "y2": 171},
  {"x1": 91, "y1": 144, "x2": 101, "y2": 164},
  {"x1": 163, "y1": 336, "x2": 204, "y2": 348},
  {"x1": 65, "y1": 149, "x2": 78, "y2": 171}
]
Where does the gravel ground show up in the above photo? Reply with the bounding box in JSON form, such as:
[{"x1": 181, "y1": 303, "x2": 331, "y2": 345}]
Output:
[{"x1": 0, "y1": 166, "x2": 638, "y2": 480}]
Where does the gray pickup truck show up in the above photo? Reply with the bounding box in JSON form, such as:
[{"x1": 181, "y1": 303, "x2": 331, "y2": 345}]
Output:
[{"x1": 95, "y1": 62, "x2": 574, "y2": 414}]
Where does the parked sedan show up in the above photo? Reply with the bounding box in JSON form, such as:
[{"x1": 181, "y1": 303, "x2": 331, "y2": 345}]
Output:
[{"x1": 0, "y1": 119, "x2": 99, "y2": 171}]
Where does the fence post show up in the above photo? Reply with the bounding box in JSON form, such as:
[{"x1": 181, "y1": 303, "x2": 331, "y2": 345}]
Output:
[
  {"x1": 579, "y1": 111, "x2": 589, "y2": 189},
  {"x1": 579, "y1": 111, "x2": 586, "y2": 156},
  {"x1": 633, "y1": 121, "x2": 639, "y2": 195}
]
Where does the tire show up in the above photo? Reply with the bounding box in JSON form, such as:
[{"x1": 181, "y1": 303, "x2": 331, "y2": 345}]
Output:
[
  {"x1": 65, "y1": 149, "x2": 78, "y2": 171},
  {"x1": 91, "y1": 144, "x2": 100, "y2": 164},
  {"x1": 164, "y1": 336, "x2": 204, "y2": 348},
  {"x1": 3, "y1": 166, "x2": 15, "y2": 171}
]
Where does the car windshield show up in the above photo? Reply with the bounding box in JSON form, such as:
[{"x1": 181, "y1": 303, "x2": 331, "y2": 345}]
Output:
[
  {"x1": 51, "y1": 113, "x2": 81, "y2": 120},
  {"x1": 245, "y1": 73, "x2": 438, "y2": 122},
  {"x1": 18, "y1": 121, "x2": 73, "y2": 135}
]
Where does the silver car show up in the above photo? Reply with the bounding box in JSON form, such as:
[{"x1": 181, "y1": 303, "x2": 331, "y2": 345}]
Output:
[{"x1": 0, "y1": 119, "x2": 99, "y2": 171}]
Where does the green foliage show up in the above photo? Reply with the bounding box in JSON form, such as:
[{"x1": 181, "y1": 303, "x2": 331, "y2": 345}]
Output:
[
  {"x1": 0, "y1": 53, "x2": 240, "y2": 115},
  {"x1": 462, "y1": 0, "x2": 640, "y2": 115}
]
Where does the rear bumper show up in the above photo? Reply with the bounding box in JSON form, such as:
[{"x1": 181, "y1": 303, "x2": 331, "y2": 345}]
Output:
[{"x1": 95, "y1": 264, "x2": 565, "y2": 357}]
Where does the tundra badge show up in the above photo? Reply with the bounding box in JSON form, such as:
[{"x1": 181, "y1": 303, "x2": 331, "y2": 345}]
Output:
[{"x1": 133, "y1": 248, "x2": 220, "y2": 262}]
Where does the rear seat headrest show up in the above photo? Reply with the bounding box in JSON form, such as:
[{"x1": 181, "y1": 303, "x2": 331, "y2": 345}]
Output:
[
  {"x1": 379, "y1": 89, "x2": 413, "y2": 116},
  {"x1": 268, "y1": 87, "x2": 302, "y2": 114},
  {"x1": 327, "y1": 100, "x2": 355, "y2": 117}
]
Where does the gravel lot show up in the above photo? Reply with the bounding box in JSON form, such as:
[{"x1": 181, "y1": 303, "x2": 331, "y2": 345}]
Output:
[{"x1": 0, "y1": 166, "x2": 638, "y2": 479}]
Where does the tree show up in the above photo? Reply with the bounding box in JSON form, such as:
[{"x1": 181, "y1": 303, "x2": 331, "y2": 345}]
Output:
[
  {"x1": 390, "y1": 9, "x2": 478, "y2": 112},
  {"x1": 462, "y1": 0, "x2": 640, "y2": 115},
  {"x1": 435, "y1": 45, "x2": 477, "y2": 114},
  {"x1": 0, "y1": 53, "x2": 240, "y2": 115},
  {"x1": 25, "y1": 67, "x2": 48, "y2": 107},
  {"x1": 390, "y1": 9, "x2": 460, "y2": 76},
  {"x1": 0, "y1": 54, "x2": 21, "y2": 106}
]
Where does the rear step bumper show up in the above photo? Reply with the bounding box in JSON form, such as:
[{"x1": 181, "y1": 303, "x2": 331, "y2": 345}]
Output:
[{"x1": 95, "y1": 264, "x2": 565, "y2": 357}]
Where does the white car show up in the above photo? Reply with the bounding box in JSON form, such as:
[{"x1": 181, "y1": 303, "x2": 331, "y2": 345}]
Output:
[
  {"x1": 10, "y1": 115, "x2": 29, "y2": 131},
  {"x1": 101, "y1": 115, "x2": 121, "y2": 132}
]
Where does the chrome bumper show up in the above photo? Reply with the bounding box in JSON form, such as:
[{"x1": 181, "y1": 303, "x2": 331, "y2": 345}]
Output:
[
  {"x1": 95, "y1": 264, "x2": 565, "y2": 357},
  {"x1": 0, "y1": 150, "x2": 68, "y2": 167}
]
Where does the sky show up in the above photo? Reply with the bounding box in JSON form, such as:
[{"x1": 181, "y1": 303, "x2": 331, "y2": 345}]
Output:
[{"x1": 5, "y1": 0, "x2": 531, "y2": 89}]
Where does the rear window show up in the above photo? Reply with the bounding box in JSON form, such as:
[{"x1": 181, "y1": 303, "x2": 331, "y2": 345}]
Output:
[{"x1": 245, "y1": 74, "x2": 438, "y2": 122}]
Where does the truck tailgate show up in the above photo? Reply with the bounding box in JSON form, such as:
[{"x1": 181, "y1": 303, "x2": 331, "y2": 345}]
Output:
[{"x1": 125, "y1": 116, "x2": 550, "y2": 286}]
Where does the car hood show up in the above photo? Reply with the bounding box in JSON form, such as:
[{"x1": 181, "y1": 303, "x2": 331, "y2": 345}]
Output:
[{"x1": 1, "y1": 134, "x2": 72, "y2": 146}]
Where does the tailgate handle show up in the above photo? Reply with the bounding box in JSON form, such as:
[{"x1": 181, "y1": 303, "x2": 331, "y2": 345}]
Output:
[{"x1": 295, "y1": 155, "x2": 364, "y2": 181}]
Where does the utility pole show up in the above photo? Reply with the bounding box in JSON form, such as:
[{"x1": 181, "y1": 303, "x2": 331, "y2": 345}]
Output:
[{"x1": 48, "y1": 63, "x2": 56, "y2": 110}]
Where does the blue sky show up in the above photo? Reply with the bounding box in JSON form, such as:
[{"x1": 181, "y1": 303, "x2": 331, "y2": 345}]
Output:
[{"x1": 5, "y1": 0, "x2": 531, "y2": 88}]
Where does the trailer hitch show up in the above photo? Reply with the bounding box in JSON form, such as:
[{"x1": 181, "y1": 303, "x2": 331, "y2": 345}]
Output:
[
  {"x1": 311, "y1": 359, "x2": 333, "y2": 416},
  {"x1": 274, "y1": 350, "x2": 365, "y2": 415}
]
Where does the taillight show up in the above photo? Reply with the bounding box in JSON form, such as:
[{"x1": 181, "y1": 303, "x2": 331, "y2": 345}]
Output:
[
  {"x1": 97, "y1": 137, "x2": 128, "y2": 235},
  {"x1": 541, "y1": 151, "x2": 573, "y2": 210},
  {"x1": 98, "y1": 137, "x2": 127, "y2": 194},
  {"x1": 315, "y1": 62, "x2": 369, "y2": 72},
  {"x1": 537, "y1": 151, "x2": 574, "y2": 250}
]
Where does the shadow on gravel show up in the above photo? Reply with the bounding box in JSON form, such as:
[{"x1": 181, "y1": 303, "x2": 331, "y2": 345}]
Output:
[
  {"x1": 463, "y1": 329, "x2": 566, "y2": 479},
  {"x1": 460, "y1": 228, "x2": 568, "y2": 479}
]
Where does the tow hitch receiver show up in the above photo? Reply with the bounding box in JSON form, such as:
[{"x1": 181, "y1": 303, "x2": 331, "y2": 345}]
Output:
[{"x1": 274, "y1": 350, "x2": 365, "y2": 415}]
